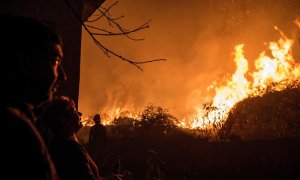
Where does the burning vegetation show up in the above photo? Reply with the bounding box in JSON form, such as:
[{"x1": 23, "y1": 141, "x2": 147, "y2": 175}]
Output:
[
  {"x1": 76, "y1": 12, "x2": 300, "y2": 179},
  {"x1": 77, "y1": 2, "x2": 300, "y2": 178},
  {"x1": 188, "y1": 24, "x2": 300, "y2": 130},
  {"x1": 80, "y1": 20, "x2": 300, "y2": 141},
  {"x1": 220, "y1": 84, "x2": 300, "y2": 140}
]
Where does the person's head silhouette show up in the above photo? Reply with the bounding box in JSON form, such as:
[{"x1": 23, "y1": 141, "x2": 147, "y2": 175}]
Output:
[
  {"x1": 93, "y1": 114, "x2": 101, "y2": 125},
  {"x1": 0, "y1": 14, "x2": 67, "y2": 106},
  {"x1": 0, "y1": 14, "x2": 66, "y2": 179},
  {"x1": 43, "y1": 96, "x2": 82, "y2": 137},
  {"x1": 43, "y1": 97, "x2": 100, "y2": 179}
]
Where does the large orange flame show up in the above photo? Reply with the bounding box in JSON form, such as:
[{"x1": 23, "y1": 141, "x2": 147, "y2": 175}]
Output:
[
  {"x1": 82, "y1": 23, "x2": 300, "y2": 130},
  {"x1": 189, "y1": 25, "x2": 300, "y2": 129}
]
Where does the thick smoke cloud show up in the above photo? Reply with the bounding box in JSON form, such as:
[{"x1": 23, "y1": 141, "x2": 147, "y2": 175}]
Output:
[{"x1": 79, "y1": 0, "x2": 300, "y2": 120}]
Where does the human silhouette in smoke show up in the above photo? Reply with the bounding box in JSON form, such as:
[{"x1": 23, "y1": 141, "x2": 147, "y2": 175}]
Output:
[
  {"x1": 41, "y1": 96, "x2": 100, "y2": 180},
  {"x1": 89, "y1": 113, "x2": 108, "y2": 174},
  {"x1": 0, "y1": 14, "x2": 66, "y2": 179}
]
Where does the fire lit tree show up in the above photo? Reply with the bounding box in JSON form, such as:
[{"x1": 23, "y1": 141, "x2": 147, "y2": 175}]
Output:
[{"x1": 139, "y1": 104, "x2": 178, "y2": 134}]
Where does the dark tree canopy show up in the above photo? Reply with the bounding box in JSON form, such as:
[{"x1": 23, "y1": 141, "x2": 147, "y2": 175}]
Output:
[{"x1": 139, "y1": 105, "x2": 178, "y2": 134}]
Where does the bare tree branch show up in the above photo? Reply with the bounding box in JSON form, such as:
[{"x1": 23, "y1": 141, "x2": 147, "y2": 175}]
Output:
[
  {"x1": 85, "y1": 0, "x2": 147, "y2": 41},
  {"x1": 64, "y1": 0, "x2": 166, "y2": 71},
  {"x1": 87, "y1": 20, "x2": 150, "y2": 40},
  {"x1": 86, "y1": 0, "x2": 119, "y2": 23}
]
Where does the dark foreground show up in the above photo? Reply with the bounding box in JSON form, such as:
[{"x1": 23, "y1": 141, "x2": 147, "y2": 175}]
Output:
[{"x1": 82, "y1": 134, "x2": 300, "y2": 179}]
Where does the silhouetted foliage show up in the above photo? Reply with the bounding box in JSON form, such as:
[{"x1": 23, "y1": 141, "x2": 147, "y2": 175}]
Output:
[
  {"x1": 78, "y1": 82, "x2": 300, "y2": 179},
  {"x1": 139, "y1": 104, "x2": 178, "y2": 135},
  {"x1": 220, "y1": 83, "x2": 300, "y2": 141},
  {"x1": 111, "y1": 117, "x2": 139, "y2": 138},
  {"x1": 145, "y1": 150, "x2": 166, "y2": 180},
  {"x1": 109, "y1": 105, "x2": 181, "y2": 138}
]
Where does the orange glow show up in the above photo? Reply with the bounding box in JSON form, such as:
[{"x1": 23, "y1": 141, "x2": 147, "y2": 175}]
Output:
[
  {"x1": 295, "y1": 19, "x2": 300, "y2": 29},
  {"x1": 189, "y1": 26, "x2": 300, "y2": 129},
  {"x1": 81, "y1": 25, "x2": 300, "y2": 130},
  {"x1": 81, "y1": 107, "x2": 140, "y2": 126}
]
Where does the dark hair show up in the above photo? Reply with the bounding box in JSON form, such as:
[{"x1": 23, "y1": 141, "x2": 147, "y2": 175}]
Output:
[
  {"x1": 0, "y1": 14, "x2": 62, "y2": 101},
  {"x1": 0, "y1": 14, "x2": 62, "y2": 63},
  {"x1": 42, "y1": 96, "x2": 76, "y2": 134},
  {"x1": 93, "y1": 114, "x2": 101, "y2": 121}
]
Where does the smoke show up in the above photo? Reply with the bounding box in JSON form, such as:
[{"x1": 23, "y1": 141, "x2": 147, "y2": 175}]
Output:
[{"x1": 79, "y1": 0, "x2": 300, "y2": 120}]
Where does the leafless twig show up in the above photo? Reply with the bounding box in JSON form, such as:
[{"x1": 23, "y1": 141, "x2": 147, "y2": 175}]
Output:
[{"x1": 64, "y1": 0, "x2": 166, "y2": 71}]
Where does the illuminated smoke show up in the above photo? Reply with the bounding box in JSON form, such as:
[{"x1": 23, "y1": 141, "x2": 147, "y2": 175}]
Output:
[{"x1": 79, "y1": 0, "x2": 300, "y2": 127}]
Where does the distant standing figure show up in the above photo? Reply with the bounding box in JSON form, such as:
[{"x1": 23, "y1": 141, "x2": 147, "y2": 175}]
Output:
[
  {"x1": 42, "y1": 96, "x2": 100, "y2": 180},
  {"x1": 89, "y1": 114, "x2": 108, "y2": 171}
]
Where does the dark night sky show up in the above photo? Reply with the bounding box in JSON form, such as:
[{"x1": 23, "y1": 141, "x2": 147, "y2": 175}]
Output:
[{"x1": 79, "y1": 0, "x2": 300, "y2": 121}]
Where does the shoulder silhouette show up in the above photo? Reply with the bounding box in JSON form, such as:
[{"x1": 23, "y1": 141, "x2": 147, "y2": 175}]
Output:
[
  {"x1": 41, "y1": 96, "x2": 100, "y2": 180},
  {"x1": 0, "y1": 14, "x2": 66, "y2": 180}
]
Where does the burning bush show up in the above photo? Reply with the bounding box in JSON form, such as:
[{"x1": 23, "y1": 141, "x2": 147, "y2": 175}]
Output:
[
  {"x1": 139, "y1": 104, "x2": 178, "y2": 134},
  {"x1": 110, "y1": 117, "x2": 140, "y2": 138},
  {"x1": 110, "y1": 104, "x2": 180, "y2": 138},
  {"x1": 219, "y1": 83, "x2": 300, "y2": 140}
]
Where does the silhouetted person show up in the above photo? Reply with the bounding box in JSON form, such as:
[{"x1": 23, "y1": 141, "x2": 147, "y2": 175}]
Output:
[
  {"x1": 89, "y1": 114, "x2": 108, "y2": 173},
  {"x1": 0, "y1": 14, "x2": 66, "y2": 179},
  {"x1": 42, "y1": 96, "x2": 100, "y2": 180}
]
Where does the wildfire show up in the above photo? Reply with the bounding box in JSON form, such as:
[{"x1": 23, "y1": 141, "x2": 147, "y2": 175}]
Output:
[
  {"x1": 81, "y1": 107, "x2": 140, "y2": 126},
  {"x1": 189, "y1": 25, "x2": 300, "y2": 129},
  {"x1": 81, "y1": 23, "x2": 300, "y2": 130}
]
